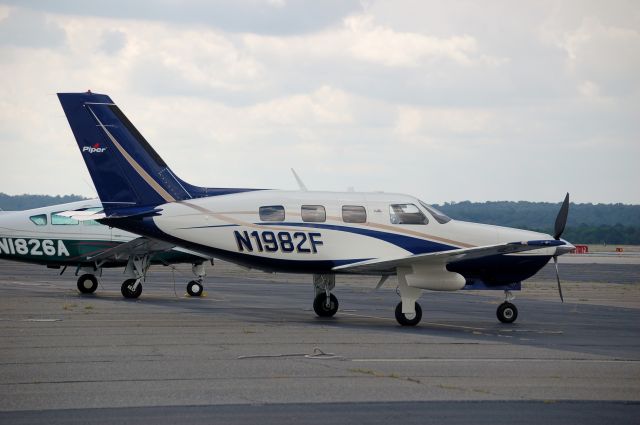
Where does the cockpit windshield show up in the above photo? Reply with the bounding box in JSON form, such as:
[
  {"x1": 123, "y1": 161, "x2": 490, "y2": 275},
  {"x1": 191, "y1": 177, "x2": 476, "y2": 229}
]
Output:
[{"x1": 419, "y1": 201, "x2": 452, "y2": 224}]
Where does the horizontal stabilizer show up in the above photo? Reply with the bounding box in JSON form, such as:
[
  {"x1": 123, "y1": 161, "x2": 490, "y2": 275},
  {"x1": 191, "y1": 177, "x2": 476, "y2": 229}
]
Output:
[
  {"x1": 56, "y1": 209, "x2": 106, "y2": 221},
  {"x1": 103, "y1": 206, "x2": 163, "y2": 219}
]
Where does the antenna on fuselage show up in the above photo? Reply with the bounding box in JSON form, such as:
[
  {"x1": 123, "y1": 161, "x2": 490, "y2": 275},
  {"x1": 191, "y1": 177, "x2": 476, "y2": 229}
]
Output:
[{"x1": 291, "y1": 168, "x2": 308, "y2": 191}]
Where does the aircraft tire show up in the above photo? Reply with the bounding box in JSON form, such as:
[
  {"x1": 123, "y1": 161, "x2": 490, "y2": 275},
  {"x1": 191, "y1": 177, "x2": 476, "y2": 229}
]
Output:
[
  {"x1": 395, "y1": 302, "x2": 422, "y2": 326},
  {"x1": 121, "y1": 279, "x2": 142, "y2": 299},
  {"x1": 313, "y1": 293, "x2": 339, "y2": 317},
  {"x1": 77, "y1": 274, "x2": 98, "y2": 294},
  {"x1": 496, "y1": 302, "x2": 518, "y2": 323},
  {"x1": 187, "y1": 280, "x2": 203, "y2": 297}
]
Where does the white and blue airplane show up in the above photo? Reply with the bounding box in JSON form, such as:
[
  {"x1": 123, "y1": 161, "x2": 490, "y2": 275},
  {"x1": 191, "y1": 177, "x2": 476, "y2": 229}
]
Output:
[
  {"x1": 0, "y1": 199, "x2": 211, "y2": 296},
  {"x1": 58, "y1": 91, "x2": 574, "y2": 326}
]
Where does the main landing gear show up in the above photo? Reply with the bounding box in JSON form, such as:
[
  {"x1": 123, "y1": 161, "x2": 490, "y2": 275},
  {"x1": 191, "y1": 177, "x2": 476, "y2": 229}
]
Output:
[
  {"x1": 496, "y1": 290, "x2": 518, "y2": 323},
  {"x1": 120, "y1": 254, "x2": 150, "y2": 299},
  {"x1": 77, "y1": 272, "x2": 99, "y2": 294},
  {"x1": 312, "y1": 274, "x2": 339, "y2": 317},
  {"x1": 395, "y1": 267, "x2": 424, "y2": 326},
  {"x1": 121, "y1": 278, "x2": 142, "y2": 298},
  {"x1": 308, "y1": 273, "x2": 519, "y2": 326},
  {"x1": 395, "y1": 302, "x2": 422, "y2": 326},
  {"x1": 120, "y1": 257, "x2": 208, "y2": 299}
]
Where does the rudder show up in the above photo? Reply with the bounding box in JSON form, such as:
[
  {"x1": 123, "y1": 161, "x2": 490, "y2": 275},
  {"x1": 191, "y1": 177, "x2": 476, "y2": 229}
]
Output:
[{"x1": 58, "y1": 92, "x2": 193, "y2": 211}]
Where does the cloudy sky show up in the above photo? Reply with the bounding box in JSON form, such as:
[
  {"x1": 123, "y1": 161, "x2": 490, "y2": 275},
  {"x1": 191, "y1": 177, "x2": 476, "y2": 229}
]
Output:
[{"x1": 0, "y1": 0, "x2": 638, "y2": 204}]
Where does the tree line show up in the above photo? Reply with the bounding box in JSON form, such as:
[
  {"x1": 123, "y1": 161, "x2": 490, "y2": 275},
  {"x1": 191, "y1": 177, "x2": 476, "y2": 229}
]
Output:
[
  {"x1": 435, "y1": 201, "x2": 640, "y2": 245},
  {"x1": 1, "y1": 193, "x2": 638, "y2": 245},
  {"x1": 0, "y1": 193, "x2": 88, "y2": 211}
]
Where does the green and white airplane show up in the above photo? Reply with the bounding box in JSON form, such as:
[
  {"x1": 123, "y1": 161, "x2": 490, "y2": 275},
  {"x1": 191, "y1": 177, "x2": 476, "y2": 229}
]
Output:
[{"x1": 0, "y1": 199, "x2": 211, "y2": 297}]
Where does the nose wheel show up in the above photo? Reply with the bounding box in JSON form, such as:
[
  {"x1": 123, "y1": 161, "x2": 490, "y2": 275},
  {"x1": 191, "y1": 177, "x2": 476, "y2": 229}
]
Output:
[{"x1": 497, "y1": 302, "x2": 518, "y2": 323}]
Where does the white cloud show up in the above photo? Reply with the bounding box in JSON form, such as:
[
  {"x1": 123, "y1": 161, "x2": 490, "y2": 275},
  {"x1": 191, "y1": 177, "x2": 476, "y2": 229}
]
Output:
[
  {"x1": 0, "y1": 7, "x2": 66, "y2": 48},
  {"x1": 243, "y1": 13, "x2": 504, "y2": 69},
  {"x1": 346, "y1": 14, "x2": 478, "y2": 67},
  {"x1": 542, "y1": 14, "x2": 640, "y2": 96},
  {"x1": 0, "y1": 2, "x2": 638, "y2": 203}
]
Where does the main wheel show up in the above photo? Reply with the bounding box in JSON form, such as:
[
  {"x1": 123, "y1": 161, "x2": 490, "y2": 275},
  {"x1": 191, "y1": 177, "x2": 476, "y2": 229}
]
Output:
[
  {"x1": 313, "y1": 293, "x2": 339, "y2": 317},
  {"x1": 121, "y1": 279, "x2": 142, "y2": 299},
  {"x1": 496, "y1": 302, "x2": 518, "y2": 323},
  {"x1": 395, "y1": 302, "x2": 422, "y2": 326},
  {"x1": 187, "y1": 280, "x2": 203, "y2": 297},
  {"x1": 77, "y1": 274, "x2": 98, "y2": 294}
]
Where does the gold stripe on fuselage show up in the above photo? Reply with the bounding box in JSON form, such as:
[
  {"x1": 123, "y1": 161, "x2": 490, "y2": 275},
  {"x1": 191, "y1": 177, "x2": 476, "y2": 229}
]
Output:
[{"x1": 179, "y1": 202, "x2": 474, "y2": 249}]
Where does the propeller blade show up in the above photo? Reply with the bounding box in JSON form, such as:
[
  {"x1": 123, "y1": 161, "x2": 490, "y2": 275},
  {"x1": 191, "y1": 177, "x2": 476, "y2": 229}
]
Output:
[
  {"x1": 553, "y1": 256, "x2": 564, "y2": 303},
  {"x1": 554, "y1": 193, "x2": 570, "y2": 240}
]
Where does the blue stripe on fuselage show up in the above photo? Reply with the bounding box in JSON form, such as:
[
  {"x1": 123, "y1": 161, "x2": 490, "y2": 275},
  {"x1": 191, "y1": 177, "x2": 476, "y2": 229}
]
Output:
[{"x1": 103, "y1": 216, "x2": 370, "y2": 273}]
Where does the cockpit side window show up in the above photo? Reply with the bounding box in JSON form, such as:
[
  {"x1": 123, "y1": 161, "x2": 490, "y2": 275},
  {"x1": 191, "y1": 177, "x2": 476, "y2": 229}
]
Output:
[
  {"x1": 389, "y1": 204, "x2": 428, "y2": 225},
  {"x1": 51, "y1": 212, "x2": 79, "y2": 225},
  {"x1": 29, "y1": 214, "x2": 47, "y2": 226},
  {"x1": 419, "y1": 201, "x2": 452, "y2": 224}
]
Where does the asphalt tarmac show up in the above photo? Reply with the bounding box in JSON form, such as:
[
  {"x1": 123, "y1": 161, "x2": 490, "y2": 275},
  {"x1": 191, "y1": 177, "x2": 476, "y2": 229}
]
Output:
[{"x1": 1, "y1": 259, "x2": 639, "y2": 424}]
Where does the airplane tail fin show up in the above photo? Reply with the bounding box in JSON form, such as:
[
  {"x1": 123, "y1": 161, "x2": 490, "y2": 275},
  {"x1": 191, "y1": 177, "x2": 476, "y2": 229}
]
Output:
[{"x1": 58, "y1": 92, "x2": 196, "y2": 212}]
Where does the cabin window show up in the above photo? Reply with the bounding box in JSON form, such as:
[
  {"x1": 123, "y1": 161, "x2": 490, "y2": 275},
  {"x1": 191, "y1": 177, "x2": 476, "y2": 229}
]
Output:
[
  {"x1": 419, "y1": 201, "x2": 451, "y2": 224},
  {"x1": 51, "y1": 212, "x2": 79, "y2": 225},
  {"x1": 259, "y1": 205, "x2": 285, "y2": 222},
  {"x1": 29, "y1": 214, "x2": 47, "y2": 226},
  {"x1": 301, "y1": 205, "x2": 326, "y2": 222},
  {"x1": 389, "y1": 204, "x2": 428, "y2": 225},
  {"x1": 342, "y1": 205, "x2": 366, "y2": 223}
]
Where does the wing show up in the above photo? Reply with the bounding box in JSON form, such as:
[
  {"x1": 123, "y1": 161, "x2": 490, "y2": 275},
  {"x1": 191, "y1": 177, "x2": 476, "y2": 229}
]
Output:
[
  {"x1": 86, "y1": 237, "x2": 209, "y2": 263},
  {"x1": 332, "y1": 240, "x2": 566, "y2": 274}
]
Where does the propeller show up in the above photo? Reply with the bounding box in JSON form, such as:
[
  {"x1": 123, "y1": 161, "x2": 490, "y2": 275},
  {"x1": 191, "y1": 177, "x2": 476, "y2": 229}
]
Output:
[
  {"x1": 554, "y1": 193, "x2": 570, "y2": 240},
  {"x1": 552, "y1": 193, "x2": 570, "y2": 302},
  {"x1": 553, "y1": 256, "x2": 564, "y2": 303}
]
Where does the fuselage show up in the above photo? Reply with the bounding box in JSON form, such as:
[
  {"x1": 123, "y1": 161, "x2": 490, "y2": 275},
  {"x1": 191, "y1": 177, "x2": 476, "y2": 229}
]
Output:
[
  {"x1": 0, "y1": 200, "x2": 198, "y2": 267},
  {"x1": 107, "y1": 190, "x2": 557, "y2": 284}
]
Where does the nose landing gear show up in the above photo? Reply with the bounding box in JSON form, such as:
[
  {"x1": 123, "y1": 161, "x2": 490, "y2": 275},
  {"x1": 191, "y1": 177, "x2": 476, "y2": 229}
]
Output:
[
  {"x1": 186, "y1": 262, "x2": 207, "y2": 297},
  {"x1": 497, "y1": 290, "x2": 518, "y2": 323},
  {"x1": 187, "y1": 280, "x2": 204, "y2": 296}
]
